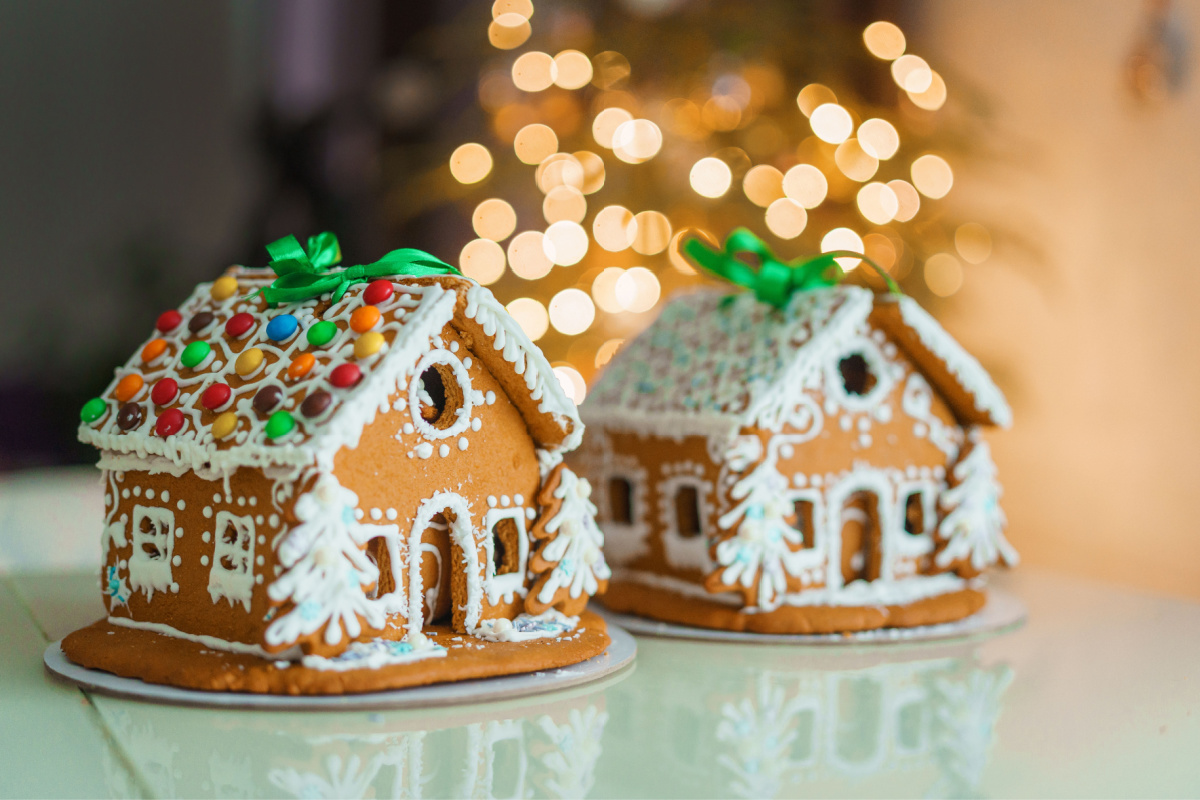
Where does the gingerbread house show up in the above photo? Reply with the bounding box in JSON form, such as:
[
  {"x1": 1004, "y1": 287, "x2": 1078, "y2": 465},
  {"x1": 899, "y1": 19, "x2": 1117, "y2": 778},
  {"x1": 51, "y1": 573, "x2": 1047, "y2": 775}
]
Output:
[
  {"x1": 65, "y1": 236, "x2": 611, "y2": 691},
  {"x1": 575, "y1": 281, "x2": 1015, "y2": 634}
]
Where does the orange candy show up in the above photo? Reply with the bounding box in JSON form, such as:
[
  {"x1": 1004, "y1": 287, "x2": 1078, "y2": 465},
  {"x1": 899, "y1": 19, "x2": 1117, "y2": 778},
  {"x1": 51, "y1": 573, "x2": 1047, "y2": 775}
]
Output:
[
  {"x1": 350, "y1": 305, "x2": 381, "y2": 333},
  {"x1": 287, "y1": 352, "x2": 316, "y2": 380},
  {"x1": 114, "y1": 374, "x2": 144, "y2": 402},
  {"x1": 141, "y1": 338, "x2": 168, "y2": 364}
]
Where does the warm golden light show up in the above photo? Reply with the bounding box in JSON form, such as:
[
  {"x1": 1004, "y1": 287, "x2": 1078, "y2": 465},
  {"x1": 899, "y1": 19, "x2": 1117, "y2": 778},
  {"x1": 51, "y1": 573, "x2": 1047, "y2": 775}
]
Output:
[
  {"x1": 632, "y1": 210, "x2": 671, "y2": 255},
  {"x1": 512, "y1": 52, "x2": 558, "y2": 92},
  {"x1": 549, "y1": 288, "x2": 596, "y2": 335},
  {"x1": 595, "y1": 338, "x2": 625, "y2": 368},
  {"x1": 553, "y1": 50, "x2": 594, "y2": 89},
  {"x1": 782, "y1": 164, "x2": 828, "y2": 208},
  {"x1": 822, "y1": 227, "x2": 865, "y2": 269},
  {"x1": 701, "y1": 96, "x2": 742, "y2": 131},
  {"x1": 459, "y1": 238, "x2": 507, "y2": 285},
  {"x1": 955, "y1": 222, "x2": 993, "y2": 264},
  {"x1": 612, "y1": 118, "x2": 663, "y2": 163},
  {"x1": 908, "y1": 70, "x2": 948, "y2": 111},
  {"x1": 542, "y1": 185, "x2": 587, "y2": 224},
  {"x1": 492, "y1": 0, "x2": 533, "y2": 20},
  {"x1": 668, "y1": 229, "x2": 707, "y2": 274},
  {"x1": 543, "y1": 220, "x2": 589, "y2": 265},
  {"x1": 553, "y1": 364, "x2": 587, "y2": 403},
  {"x1": 743, "y1": 164, "x2": 785, "y2": 207},
  {"x1": 573, "y1": 150, "x2": 606, "y2": 194},
  {"x1": 863, "y1": 232, "x2": 898, "y2": 271},
  {"x1": 796, "y1": 84, "x2": 837, "y2": 118},
  {"x1": 514, "y1": 123, "x2": 558, "y2": 165},
  {"x1": 593, "y1": 205, "x2": 638, "y2": 251},
  {"x1": 834, "y1": 139, "x2": 879, "y2": 182},
  {"x1": 507, "y1": 231, "x2": 554, "y2": 279},
  {"x1": 764, "y1": 198, "x2": 808, "y2": 239},
  {"x1": 887, "y1": 179, "x2": 921, "y2": 221},
  {"x1": 590, "y1": 51, "x2": 631, "y2": 90},
  {"x1": 506, "y1": 297, "x2": 549, "y2": 340},
  {"x1": 924, "y1": 253, "x2": 963, "y2": 296},
  {"x1": 689, "y1": 157, "x2": 732, "y2": 198},
  {"x1": 449, "y1": 143, "x2": 493, "y2": 184},
  {"x1": 536, "y1": 153, "x2": 584, "y2": 192},
  {"x1": 592, "y1": 267, "x2": 628, "y2": 313},
  {"x1": 891, "y1": 54, "x2": 933, "y2": 93},
  {"x1": 472, "y1": 198, "x2": 518, "y2": 241},
  {"x1": 911, "y1": 153, "x2": 954, "y2": 198},
  {"x1": 487, "y1": 13, "x2": 531, "y2": 50},
  {"x1": 616, "y1": 266, "x2": 661, "y2": 312},
  {"x1": 863, "y1": 21, "x2": 906, "y2": 60},
  {"x1": 592, "y1": 107, "x2": 634, "y2": 149},
  {"x1": 857, "y1": 118, "x2": 900, "y2": 160},
  {"x1": 856, "y1": 182, "x2": 900, "y2": 225},
  {"x1": 810, "y1": 103, "x2": 853, "y2": 144}
]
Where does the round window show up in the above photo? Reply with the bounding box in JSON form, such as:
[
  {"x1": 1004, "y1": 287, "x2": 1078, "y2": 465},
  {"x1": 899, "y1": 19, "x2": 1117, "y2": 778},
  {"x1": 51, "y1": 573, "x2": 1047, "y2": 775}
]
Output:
[
  {"x1": 828, "y1": 338, "x2": 892, "y2": 409},
  {"x1": 408, "y1": 351, "x2": 474, "y2": 439}
]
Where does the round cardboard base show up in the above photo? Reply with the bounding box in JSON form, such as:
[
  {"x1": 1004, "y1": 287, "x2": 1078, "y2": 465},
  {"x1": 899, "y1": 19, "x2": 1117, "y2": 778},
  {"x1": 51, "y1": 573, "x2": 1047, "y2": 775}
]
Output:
[
  {"x1": 600, "y1": 587, "x2": 1025, "y2": 645},
  {"x1": 44, "y1": 622, "x2": 635, "y2": 711}
]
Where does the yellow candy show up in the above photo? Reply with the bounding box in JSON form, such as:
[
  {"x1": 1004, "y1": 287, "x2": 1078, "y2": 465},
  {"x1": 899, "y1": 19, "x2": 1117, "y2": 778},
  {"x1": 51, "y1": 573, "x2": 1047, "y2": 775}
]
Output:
[
  {"x1": 355, "y1": 331, "x2": 385, "y2": 359},
  {"x1": 211, "y1": 275, "x2": 239, "y2": 301},
  {"x1": 235, "y1": 347, "x2": 264, "y2": 376},
  {"x1": 212, "y1": 411, "x2": 238, "y2": 440}
]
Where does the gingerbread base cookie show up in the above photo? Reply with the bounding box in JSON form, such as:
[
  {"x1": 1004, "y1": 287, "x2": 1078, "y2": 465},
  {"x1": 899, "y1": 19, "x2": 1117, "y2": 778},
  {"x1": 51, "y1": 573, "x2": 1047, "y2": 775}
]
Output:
[{"x1": 61, "y1": 611, "x2": 610, "y2": 695}]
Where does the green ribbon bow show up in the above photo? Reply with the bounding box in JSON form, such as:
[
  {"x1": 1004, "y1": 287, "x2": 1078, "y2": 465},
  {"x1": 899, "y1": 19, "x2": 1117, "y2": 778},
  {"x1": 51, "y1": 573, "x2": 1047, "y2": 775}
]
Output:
[
  {"x1": 255, "y1": 232, "x2": 461, "y2": 306},
  {"x1": 682, "y1": 228, "x2": 900, "y2": 309}
]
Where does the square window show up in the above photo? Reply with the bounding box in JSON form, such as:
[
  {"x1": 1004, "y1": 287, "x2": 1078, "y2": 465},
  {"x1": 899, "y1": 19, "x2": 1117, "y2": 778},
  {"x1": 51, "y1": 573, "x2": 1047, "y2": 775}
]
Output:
[
  {"x1": 608, "y1": 477, "x2": 633, "y2": 524},
  {"x1": 209, "y1": 511, "x2": 255, "y2": 610},
  {"x1": 129, "y1": 505, "x2": 175, "y2": 598}
]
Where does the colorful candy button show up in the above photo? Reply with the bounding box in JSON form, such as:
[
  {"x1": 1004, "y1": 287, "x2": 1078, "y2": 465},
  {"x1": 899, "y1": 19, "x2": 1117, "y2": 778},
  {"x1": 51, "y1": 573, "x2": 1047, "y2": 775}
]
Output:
[
  {"x1": 235, "y1": 347, "x2": 264, "y2": 376},
  {"x1": 307, "y1": 320, "x2": 337, "y2": 347},
  {"x1": 350, "y1": 306, "x2": 381, "y2": 333},
  {"x1": 180, "y1": 341, "x2": 211, "y2": 369},
  {"x1": 265, "y1": 410, "x2": 295, "y2": 439},
  {"x1": 114, "y1": 374, "x2": 144, "y2": 403},
  {"x1": 363, "y1": 279, "x2": 394, "y2": 306},
  {"x1": 354, "y1": 331, "x2": 385, "y2": 359},
  {"x1": 116, "y1": 402, "x2": 144, "y2": 431},
  {"x1": 80, "y1": 397, "x2": 107, "y2": 423},
  {"x1": 301, "y1": 389, "x2": 332, "y2": 418},
  {"x1": 266, "y1": 314, "x2": 299, "y2": 341},
  {"x1": 155, "y1": 408, "x2": 184, "y2": 437},
  {"x1": 201, "y1": 383, "x2": 232, "y2": 410},
  {"x1": 287, "y1": 353, "x2": 315, "y2": 380},
  {"x1": 211, "y1": 275, "x2": 239, "y2": 301},
  {"x1": 151, "y1": 378, "x2": 178, "y2": 406},
  {"x1": 188, "y1": 311, "x2": 215, "y2": 334},
  {"x1": 141, "y1": 338, "x2": 168, "y2": 364},
  {"x1": 156, "y1": 310, "x2": 182, "y2": 333},
  {"x1": 225, "y1": 312, "x2": 254, "y2": 338},
  {"x1": 211, "y1": 411, "x2": 238, "y2": 440},
  {"x1": 329, "y1": 363, "x2": 361, "y2": 388},
  {"x1": 253, "y1": 385, "x2": 283, "y2": 414}
]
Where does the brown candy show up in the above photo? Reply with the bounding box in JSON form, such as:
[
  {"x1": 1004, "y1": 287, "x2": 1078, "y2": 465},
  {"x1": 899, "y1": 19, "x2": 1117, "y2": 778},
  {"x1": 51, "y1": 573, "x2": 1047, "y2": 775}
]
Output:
[
  {"x1": 116, "y1": 402, "x2": 144, "y2": 431},
  {"x1": 188, "y1": 311, "x2": 215, "y2": 334},
  {"x1": 301, "y1": 390, "x2": 332, "y2": 418},
  {"x1": 252, "y1": 385, "x2": 283, "y2": 415}
]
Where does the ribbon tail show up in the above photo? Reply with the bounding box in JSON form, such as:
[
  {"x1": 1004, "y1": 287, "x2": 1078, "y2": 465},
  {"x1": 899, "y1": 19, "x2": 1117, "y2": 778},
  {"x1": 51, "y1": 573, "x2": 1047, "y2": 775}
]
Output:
[{"x1": 306, "y1": 232, "x2": 342, "y2": 269}]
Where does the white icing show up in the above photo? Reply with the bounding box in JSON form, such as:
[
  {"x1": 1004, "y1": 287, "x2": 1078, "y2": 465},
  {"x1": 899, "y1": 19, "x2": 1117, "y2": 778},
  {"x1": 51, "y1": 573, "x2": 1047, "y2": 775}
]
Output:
[
  {"x1": 533, "y1": 468, "x2": 611, "y2": 605},
  {"x1": 473, "y1": 609, "x2": 577, "y2": 641},
  {"x1": 128, "y1": 505, "x2": 176, "y2": 600},
  {"x1": 935, "y1": 434, "x2": 1017, "y2": 572},
  {"x1": 107, "y1": 615, "x2": 299, "y2": 660},
  {"x1": 208, "y1": 511, "x2": 256, "y2": 611},
  {"x1": 300, "y1": 637, "x2": 446, "y2": 671}
]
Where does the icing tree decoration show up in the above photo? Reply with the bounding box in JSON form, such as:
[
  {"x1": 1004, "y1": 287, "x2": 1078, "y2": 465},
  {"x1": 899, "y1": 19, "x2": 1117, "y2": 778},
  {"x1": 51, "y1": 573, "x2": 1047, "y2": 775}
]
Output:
[
  {"x1": 269, "y1": 754, "x2": 382, "y2": 800},
  {"x1": 105, "y1": 566, "x2": 130, "y2": 610},
  {"x1": 716, "y1": 675, "x2": 806, "y2": 799},
  {"x1": 525, "y1": 465, "x2": 611, "y2": 615},
  {"x1": 266, "y1": 474, "x2": 400, "y2": 652},
  {"x1": 533, "y1": 707, "x2": 609, "y2": 800},
  {"x1": 935, "y1": 433, "x2": 1018, "y2": 577},
  {"x1": 929, "y1": 663, "x2": 1015, "y2": 797}
]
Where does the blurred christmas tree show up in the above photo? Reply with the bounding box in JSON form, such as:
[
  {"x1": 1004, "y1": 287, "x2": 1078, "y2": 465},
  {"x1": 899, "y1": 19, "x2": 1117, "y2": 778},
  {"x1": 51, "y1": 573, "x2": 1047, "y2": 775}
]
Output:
[{"x1": 381, "y1": 0, "x2": 996, "y2": 402}]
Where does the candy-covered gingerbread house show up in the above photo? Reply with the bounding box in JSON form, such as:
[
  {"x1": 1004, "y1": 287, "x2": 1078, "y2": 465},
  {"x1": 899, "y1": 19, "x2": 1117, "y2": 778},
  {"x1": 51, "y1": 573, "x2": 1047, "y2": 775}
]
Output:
[
  {"x1": 576, "y1": 282, "x2": 1015, "y2": 634},
  {"x1": 66, "y1": 236, "x2": 610, "y2": 689}
]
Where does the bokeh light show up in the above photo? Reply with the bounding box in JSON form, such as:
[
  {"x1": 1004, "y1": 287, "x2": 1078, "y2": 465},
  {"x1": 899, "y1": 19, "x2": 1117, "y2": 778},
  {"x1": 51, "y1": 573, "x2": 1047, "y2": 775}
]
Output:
[
  {"x1": 821, "y1": 227, "x2": 865, "y2": 269},
  {"x1": 743, "y1": 164, "x2": 785, "y2": 207},
  {"x1": 543, "y1": 220, "x2": 589, "y2": 265},
  {"x1": 888, "y1": 179, "x2": 921, "y2": 221},
  {"x1": 592, "y1": 267, "x2": 628, "y2": 313},
  {"x1": 857, "y1": 118, "x2": 900, "y2": 160},
  {"x1": 955, "y1": 222, "x2": 993, "y2": 264},
  {"x1": 690, "y1": 157, "x2": 733, "y2": 198},
  {"x1": 810, "y1": 103, "x2": 853, "y2": 144},
  {"x1": 512, "y1": 52, "x2": 558, "y2": 92},
  {"x1": 542, "y1": 185, "x2": 587, "y2": 223},
  {"x1": 553, "y1": 364, "x2": 587, "y2": 403},
  {"x1": 472, "y1": 198, "x2": 517, "y2": 241},
  {"x1": 590, "y1": 50, "x2": 631, "y2": 90},
  {"x1": 514, "y1": 124, "x2": 558, "y2": 165},
  {"x1": 595, "y1": 338, "x2": 625, "y2": 368},
  {"x1": 796, "y1": 84, "x2": 837, "y2": 117},
  {"x1": 549, "y1": 288, "x2": 596, "y2": 334},
  {"x1": 863, "y1": 21, "x2": 906, "y2": 60},
  {"x1": 573, "y1": 150, "x2": 606, "y2": 194},
  {"x1": 834, "y1": 139, "x2": 879, "y2": 182},
  {"x1": 553, "y1": 50, "x2": 593, "y2": 89},
  {"x1": 911, "y1": 154, "x2": 954, "y2": 198},
  {"x1": 856, "y1": 182, "x2": 900, "y2": 225},
  {"x1": 908, "y1": 71, "x2": 948, "y2": 111},
  {"x1": 616, "y1": 266, "x2": 661, "y2": 312},
  {"x1": 459, "y1": 238, "x2": 507, "y2": 285},
  {"x1": 506, "y1": 297, "x2": 549, "y2": 340},
  {"x1": 765, "y1": 198, "x2": 808, "y2": 239},
  {"x1": 593, "y1": 205, "x2": 638, "y2": 251},
  {"x1": 612, "y1": 119, "x2": 663, "y2": 163},
  {"x1": 924, "y1": 253, "x2": 963, "y2": 296},
  {"x1": 632, "y1": 210, "x2": 671, "y2": 255},
  {"x1": 593, "y1": 107, "x2": 634, "y2": 149},
  {"x1": 449, "y1": 143, "x2": 493, "y2": 184},
  {"x1": 782, "y1": 164, "x2": 828, "y2": 208},
  {"x1": 536, "y1": 153, "x2": 584, "y2": 192},
  {"x1": 891, "y1": 54, "x2": 933, "y2": 93},
  {"x1": 492, "y1": 0, "x2": 533, "y2": 19},
  {"x1": 487, "y1": 13, "x2": 531, "y2": 50},
  {"x1": 507, "y1": 231, "x2": 554, "y2": 279},
  {"x1": 863, "y1": 232, "x2": 898, "y2": 271}
]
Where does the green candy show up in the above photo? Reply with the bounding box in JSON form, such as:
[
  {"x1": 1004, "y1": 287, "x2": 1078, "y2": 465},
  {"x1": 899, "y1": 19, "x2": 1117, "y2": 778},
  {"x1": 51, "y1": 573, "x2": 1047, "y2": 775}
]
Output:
[
  {"x1": 265, "y1": 410, "x2": 295, "y2": 439},
  {"x1": 180, "y1": 340, "x2": 211, "y2": 369},
  {"x1": 307, "y1": 320, "x2": 338, "y2": 347},
  {"x1": 80, "y1": 397, "x2": 107, "y2": 423}
]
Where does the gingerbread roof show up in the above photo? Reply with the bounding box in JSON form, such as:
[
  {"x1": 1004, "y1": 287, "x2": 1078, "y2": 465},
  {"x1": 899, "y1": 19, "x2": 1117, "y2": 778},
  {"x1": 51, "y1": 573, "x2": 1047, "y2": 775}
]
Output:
[
  {"x1": 582, "y1": 285, "x2": 1010, "y2": 437},
  {"x1": 78, "y1": 267, "x2": 582, "y2": 473}
]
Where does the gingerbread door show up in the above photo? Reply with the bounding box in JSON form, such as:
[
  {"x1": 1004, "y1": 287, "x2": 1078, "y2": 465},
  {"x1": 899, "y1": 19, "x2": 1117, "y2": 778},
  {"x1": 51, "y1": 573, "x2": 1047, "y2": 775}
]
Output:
[
  {"x1": 840, "y1": 491, "x2": 882, "y2": 585},
  {"x1": 418, "y1": 515, "x2": 454, "y2": 624}
]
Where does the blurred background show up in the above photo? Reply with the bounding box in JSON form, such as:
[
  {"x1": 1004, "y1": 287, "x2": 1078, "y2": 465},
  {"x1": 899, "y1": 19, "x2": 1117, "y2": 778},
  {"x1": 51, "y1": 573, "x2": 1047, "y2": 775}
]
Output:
[{"x1": 0, "y1": 0, "x2": 1196, "y2": 600}]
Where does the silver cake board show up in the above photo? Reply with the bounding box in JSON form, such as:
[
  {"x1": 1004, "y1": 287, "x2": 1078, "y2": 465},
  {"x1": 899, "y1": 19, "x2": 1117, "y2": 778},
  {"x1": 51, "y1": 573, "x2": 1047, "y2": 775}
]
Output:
[
  {"x1": 43, "y1": 622, "x2": 636, "y2": 711},
  {"x1": 599, "y1": 587, "x2": 1026, "y2": 646}
]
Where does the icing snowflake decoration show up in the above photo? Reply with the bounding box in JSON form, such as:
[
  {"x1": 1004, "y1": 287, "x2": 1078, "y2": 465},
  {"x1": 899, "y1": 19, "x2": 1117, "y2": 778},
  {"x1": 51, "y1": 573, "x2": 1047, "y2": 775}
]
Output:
[
  {"x1": 534, "y1": 468, "x2": 611, "y2": 606},
  {"x1": 936, "y1": 436, "x2": 1018, "y2": 574}
]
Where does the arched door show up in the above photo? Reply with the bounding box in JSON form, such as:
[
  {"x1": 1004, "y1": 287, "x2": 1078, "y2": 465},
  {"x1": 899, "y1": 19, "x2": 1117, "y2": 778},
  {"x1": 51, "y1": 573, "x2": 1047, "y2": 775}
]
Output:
[
  {"x1": 419, "y1": 513, "x2": 454, "y2": 624},
  {"x1": 840, "y1": 491, "x2": 882, "y2": 585}
]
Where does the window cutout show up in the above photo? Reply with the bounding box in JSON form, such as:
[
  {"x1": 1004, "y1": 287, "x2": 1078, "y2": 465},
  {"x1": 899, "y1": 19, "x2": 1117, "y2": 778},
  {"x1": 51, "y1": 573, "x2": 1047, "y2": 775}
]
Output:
[
  {"x1": 129, "y1": 505, "x2": 175, "y2": 598},
  {"x1": 417, "y1": 363, "x2": 462, "y2": 430},
  {"x1": 209, "y1": 511, "x2": 255, "y2": 610},
  {"x1": 608, "y1": 477, "x2": 633, "y2": 524},
  {"x1": 673, "y1": 486, "x2": 702, "y2": 538},
  {"x1": 788, "y1": 500, "x2": 816, "y2": 548},
  {"x1": 491, "y1": 517, "x2": 520, "y2": 575},
  {"x1": 904, "y1": 492, "x2": 925, "y2": 535},
  {"x1": 839, "y1": 353, "x2": 877, "y2": 396}
]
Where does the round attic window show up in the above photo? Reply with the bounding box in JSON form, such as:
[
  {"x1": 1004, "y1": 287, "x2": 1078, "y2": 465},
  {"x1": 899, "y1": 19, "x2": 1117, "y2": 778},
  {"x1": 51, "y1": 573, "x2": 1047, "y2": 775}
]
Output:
[
  {"x1": 828, "y1": 338, "x2": 892, "y2": 410},
  {"x1": 408, "y1": 350, "x2": 473, "y2": 440}
]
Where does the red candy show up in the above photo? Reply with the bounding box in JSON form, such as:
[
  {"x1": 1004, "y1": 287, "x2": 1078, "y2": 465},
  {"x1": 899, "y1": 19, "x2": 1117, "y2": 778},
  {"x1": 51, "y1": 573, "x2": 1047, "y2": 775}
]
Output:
[
  {"x1": 156, "y1": 310, "x2": 182, "y2": 333},
  {"x1": 225, "y1": 312, "x2": 254, "y2": 338},
  {"x1": 151, "y1": 378, "x2": 178, "y2": 406},
  {"x1": 201, "y1": 383, "x2": 232, "y2": 410},
  {"x1": 363, "y1": 280, "x2": 394, "y2": 306},
  {"x1": 155, "y1": 408, "x2": 184, "y2": 437},
  {"x1": 329, "y1": 363, "x2": 362, "y2": 388}
]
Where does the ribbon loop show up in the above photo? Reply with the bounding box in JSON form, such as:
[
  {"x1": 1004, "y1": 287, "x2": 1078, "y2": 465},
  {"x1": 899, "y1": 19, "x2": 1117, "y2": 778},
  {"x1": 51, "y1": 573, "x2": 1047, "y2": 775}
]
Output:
[{"x1": 682, "y1": 228, "x2": 900, "y2": 309}]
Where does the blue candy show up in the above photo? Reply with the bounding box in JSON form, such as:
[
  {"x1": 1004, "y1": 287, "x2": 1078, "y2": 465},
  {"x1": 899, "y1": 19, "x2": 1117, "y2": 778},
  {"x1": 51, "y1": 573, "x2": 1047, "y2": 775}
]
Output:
[{"x1": 265, "y1": 313, "x2": 299, "y2": 341}]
